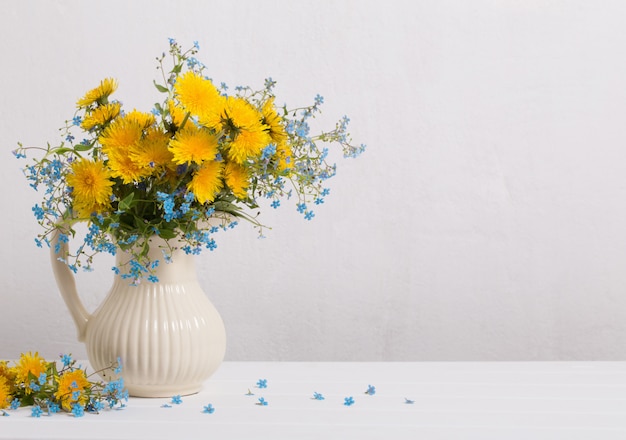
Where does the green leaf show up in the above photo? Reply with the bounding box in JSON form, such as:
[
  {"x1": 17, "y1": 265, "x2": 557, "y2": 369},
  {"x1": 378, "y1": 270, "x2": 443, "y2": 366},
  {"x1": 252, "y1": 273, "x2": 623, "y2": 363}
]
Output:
[
  {"x1": 140, "y1": 243, "x2": 150, "y2": 257},
  {"x1": 158, "y1": 228, "x2": 177, "y2": 239},
  {"x1": 54, "y1": 147, "x2": 75, "y2": 155},
  {"x1": 119, "y1": 193, "x2": 135, "y2": 211},
  {"x1": 73, "y1": 143, "x2": 93, "y2": 152},
  {"x1": 153, "y1": 80, "x2": 169, "y2": 93}
]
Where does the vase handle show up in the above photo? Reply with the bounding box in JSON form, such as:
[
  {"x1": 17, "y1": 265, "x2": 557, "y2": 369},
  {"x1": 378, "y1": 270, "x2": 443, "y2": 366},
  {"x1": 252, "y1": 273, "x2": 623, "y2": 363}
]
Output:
[{"x1": 50, "y1": 228, "x2": 90, "y2": 342}]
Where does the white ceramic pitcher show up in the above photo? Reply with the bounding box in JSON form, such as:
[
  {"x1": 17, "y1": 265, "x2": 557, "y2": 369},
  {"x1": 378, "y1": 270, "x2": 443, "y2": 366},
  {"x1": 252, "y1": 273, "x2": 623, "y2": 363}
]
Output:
[{"x1": 50, "y1": 231, "x2": 226, "y2": 397}]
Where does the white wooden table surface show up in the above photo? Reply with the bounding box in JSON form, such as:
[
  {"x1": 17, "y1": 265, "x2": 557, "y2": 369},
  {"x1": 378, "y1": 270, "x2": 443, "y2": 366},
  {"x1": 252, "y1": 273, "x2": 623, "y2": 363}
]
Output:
[{"x1": 2, "y1": 362, "x2": 626, "y2": 439}]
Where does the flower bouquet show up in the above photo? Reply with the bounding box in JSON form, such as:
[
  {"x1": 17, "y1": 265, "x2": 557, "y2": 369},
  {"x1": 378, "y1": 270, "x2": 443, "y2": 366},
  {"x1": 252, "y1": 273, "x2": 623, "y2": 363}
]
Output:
[{"x1": 15, "y1": 39, "x2": 364, "y2": 283}]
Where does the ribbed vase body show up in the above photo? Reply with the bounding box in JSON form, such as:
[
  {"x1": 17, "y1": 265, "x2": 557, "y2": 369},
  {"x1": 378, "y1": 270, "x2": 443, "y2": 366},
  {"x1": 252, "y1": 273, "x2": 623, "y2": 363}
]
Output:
[{"x1": 84, "y1": 242, "x2": 226, "y2": 397}]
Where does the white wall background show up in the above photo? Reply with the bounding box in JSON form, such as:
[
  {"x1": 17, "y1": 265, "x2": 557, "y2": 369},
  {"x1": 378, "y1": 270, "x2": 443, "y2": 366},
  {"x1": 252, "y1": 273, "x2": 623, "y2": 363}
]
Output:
[{"x1": 1, "y1": 0, "x2": 626, "y2": 361}]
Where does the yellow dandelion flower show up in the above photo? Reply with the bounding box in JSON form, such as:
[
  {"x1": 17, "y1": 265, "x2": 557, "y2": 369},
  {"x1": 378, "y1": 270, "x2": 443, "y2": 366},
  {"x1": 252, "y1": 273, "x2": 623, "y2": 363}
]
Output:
[
  {"x1": 107, "y1": 150, "x2": 152, "y2": 184},
  {"x1": 125, "y1": 109, "x2": 156, "y2": 129},
  {"x1": 188, "y1": 160, "x2": 223, "y2": 204},
  {"x1": 11, "y1": 352, "x2": 47, "y2": 391},
  {"x1": 99, "y1": 117, "x2": 144, "y2": 157},
  {"x1": 174, "y1": 71, "x2": 222, "y2": 121},
  {"x1": 81, "y1": 102, "x2": 122, "y2": 130},
  {"x1": 224, "y1": 161, "x2": 249, "y2": 199},
  {"x1": 55, "y1": 369, "x2": 89, "y2": 411},
  {"x1": 228, "y1": 129, "x2": 271, "y2": 164},
  {"x1": 98, "y1": 117, "x2": 154, "y2": 183},
  {"x1": 262, "y1": 97, "x2": 288, "y2": 144},
  {"x1": 275, "y1": 142, "x2": 294, "y2": 173},
  {"x1": 73, "y1": 201, "x2": 105, "y2": 219},
  {"x1": 224, "y1": 97, "x2": 264, "y2": 131},
  {"x1": 0, "y1": 361, "x2": 14, "y2": 383},
  {"x1": 197, "y1": 94, "x2": 226, "y2": 130},
  {"x1": 169, "y1": 125, "x2": 219, "y2": 165},
  {"x1": 67, "y1": 159, "x2": 114, "y2": 217},
  {"x1": 77, "y1": 77, "x2": 118, "y2": 108},
  {"x1": 130, "y1": 127, "x2": 174, "y2": 173},
  {"x1": 0, "y1": 376, "x2": 10, "y2": 409},
  {"x1": 222, "y1": 97, "x2": 270, "y2": 164},
  {"x1": 168, "y1": 99, "x2": 187, "y2": 127}
]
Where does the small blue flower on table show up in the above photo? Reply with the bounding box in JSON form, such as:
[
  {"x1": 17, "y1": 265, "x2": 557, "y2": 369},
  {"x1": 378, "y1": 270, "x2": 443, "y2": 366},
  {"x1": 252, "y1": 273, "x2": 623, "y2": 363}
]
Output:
[
  {"x1": 256, "y1": 379, "x2": 268, "y2": 389},
  {"x1": 365, "y1": 384, "x2": 376, "y2": 395},
  {"x1": 71, "y1": 404, "x2": 85, "y2": 418},
  {"x1": 344, "y1": 396, "x2": 355, "y2": 406},
  {"x1": 312, "y1": 392, "x2": 325, "y2": 400},
  {"x1": 202, "y1": 404, "x2": 215, "y2": 414},
  {"x1": 171, "y1": 395, "x2": 183, "y2": 405},
  {"x1": 256, "y1": 397, "x2": 268, "y2": 406},
  {"x1": 47, "y1": 402, "x2": 60, "y2": 414},
  {"x1": 88, "y1": 400, "x2": 104, "y2": 413},
  {"x1": 31, "y1": 406, "x2": 43, "y2": 418}
]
